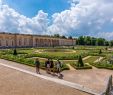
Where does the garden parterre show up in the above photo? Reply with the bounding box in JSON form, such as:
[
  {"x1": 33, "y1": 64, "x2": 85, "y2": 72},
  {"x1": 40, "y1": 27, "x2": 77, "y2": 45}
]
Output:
[{"x1": 0, "y1": 46, "x2": 113, "y2": 70}]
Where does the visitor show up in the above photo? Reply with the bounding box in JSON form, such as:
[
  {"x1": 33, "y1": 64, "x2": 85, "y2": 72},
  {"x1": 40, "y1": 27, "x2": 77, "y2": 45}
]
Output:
[
  {"x1": 45, "y1": 59, "x2": 51, "y2": 74},
  {"x1": 56, "y1": 59, "x2": 62, "y2": 77},
  {"x1": 35, "y1": 58, "x2": 40, "y2": 74},
  {"x1": 50, "y1": 59, "x2": 54, "y2": 74}
]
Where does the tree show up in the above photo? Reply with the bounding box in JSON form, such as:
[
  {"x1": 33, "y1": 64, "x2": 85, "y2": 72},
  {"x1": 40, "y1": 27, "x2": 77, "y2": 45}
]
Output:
[
  {"x1": 61, "y1": 35, "x2": 66, "y2": 39},
  {"x1": 91, "y1": 37, "x2": 96, "y2": 46},
  {"x1": 68, "y1": 36, "x2": 72, "y2": 39},
  {"x1": 77, "y1": 55, "x2": 84, "y2": 67},
  {"x1": 54, "y1": 34, "x2": 60, "y2": 38},
  {"x1": 96, "y1": 38, "x2": 105, "y2": 46},
  {"x1": 104, "y1": 41, "x2": 109, "y2": 46},
  {"x1": 84, "y1": 36, "x2": 91, "y2": 45},
  {"x1": 109, "y1": 40, "x2": 113, "y2": 46},
  {"x1": 78, "y1": 36, "x2": 85, "y2": 45}
]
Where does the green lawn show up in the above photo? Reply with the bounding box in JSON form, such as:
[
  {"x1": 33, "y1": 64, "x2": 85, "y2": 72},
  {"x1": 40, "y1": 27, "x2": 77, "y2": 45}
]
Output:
[
  {"x1": 84, "y1": 56, "x2": 100, "y2": 63},
  {"x1": 0, "y1": 46, "x2": 113, "y2": 70}
]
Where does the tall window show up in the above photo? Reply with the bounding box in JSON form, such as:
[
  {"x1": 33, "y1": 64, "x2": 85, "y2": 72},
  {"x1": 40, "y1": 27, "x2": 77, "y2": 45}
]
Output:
[
  {"x1": 24, "y1": 38, "x2": 27, "y2": 46},
  {"x1": 0, "y1": 40, "x2": 1, "y2": 46},
  {"x1": 19, "y1": 39, "x2": 21, "y2": 46},
  {"x1": 6, "y1": 40, "x2": 8, "y2": 46},
  {"x1": 12, "y1": 41, "x2": 14, "y2": 46}
]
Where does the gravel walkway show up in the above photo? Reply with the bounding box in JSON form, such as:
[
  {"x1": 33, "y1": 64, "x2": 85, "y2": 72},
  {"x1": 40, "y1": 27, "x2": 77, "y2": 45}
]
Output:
[{"x1": 94, "y1": 57, "x2": 104, "y2": 63}]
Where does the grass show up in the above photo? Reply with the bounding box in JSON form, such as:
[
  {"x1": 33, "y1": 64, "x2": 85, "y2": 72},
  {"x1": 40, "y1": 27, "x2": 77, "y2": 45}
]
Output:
[
  {"x1": 0, "y1": 54, "x2": 69, "y2": 71},
  {"x1": 23, "y1": 49, "x2": 89, "y2": 60},
  {"x1": 0, "y1": 46, "x2": 113, "y2": 70},
  {"x1": 84, "y1": 56, "x2": 100, "y2": 63}
]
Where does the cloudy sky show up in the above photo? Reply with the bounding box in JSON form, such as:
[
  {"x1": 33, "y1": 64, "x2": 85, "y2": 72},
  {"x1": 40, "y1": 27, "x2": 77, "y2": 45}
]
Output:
[{"x1": 0, "y1": 0, "x2": 113, "y2": 40}]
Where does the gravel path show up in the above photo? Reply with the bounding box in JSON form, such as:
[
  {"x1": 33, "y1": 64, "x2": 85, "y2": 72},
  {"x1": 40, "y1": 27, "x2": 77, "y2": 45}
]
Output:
[
  {"x1": 94, "y1": 57, "x2": 104, "y2": 63},
  {"x1": 83, "y1": 56, "x2": 91, "y2": 60},
  {"x1": 67, "y1": 64, "x2": 75, "y2": 71}
]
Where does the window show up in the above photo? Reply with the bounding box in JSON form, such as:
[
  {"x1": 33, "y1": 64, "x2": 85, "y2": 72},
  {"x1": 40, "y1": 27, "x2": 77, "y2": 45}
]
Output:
[
  {"x1": 6, "y1": 40, "x2": 8, "y2": 46},
  {"x1": 12, "y1": 41, "x2": 14, "y2": 46},
  {"x1": 0, "y1": 40, "x2": 1, "y2": 46},
  {"x1": 19, "y1": 39, "x2": 21, "y2": 46}
]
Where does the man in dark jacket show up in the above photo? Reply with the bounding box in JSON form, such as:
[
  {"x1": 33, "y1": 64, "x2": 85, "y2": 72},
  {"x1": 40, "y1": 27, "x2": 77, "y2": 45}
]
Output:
[{"x1": 35, "y1": 58, "x2": 40, "y2": 74}]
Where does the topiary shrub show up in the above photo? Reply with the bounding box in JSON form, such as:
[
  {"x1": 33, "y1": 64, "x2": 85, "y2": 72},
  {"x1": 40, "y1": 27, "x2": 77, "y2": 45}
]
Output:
[
  {"x1": 77, "y1": 55, "x2": 84, "y2": 67},
  {"x1": 13, "y1": 49, "x2": 17, "y2": 55},
  {"x1": 99, "y1": 49, "x2": 102, "y2": 54}
]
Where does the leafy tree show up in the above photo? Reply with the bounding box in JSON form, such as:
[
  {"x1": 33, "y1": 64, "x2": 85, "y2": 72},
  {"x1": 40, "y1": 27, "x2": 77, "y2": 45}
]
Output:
[
  {"x1": 77, "y1": 55, "x2": 84, "y2": 67},
  {"x1": 61, "y1": 35, "x2": 66, "y2": 39},
  {"x1": 54, "y1": 34, "x2": 60, "y2": 38},
  {"x1": 91, "y1": 37, "x2": 96, "y2": 46},
  {"x1": 96, "y1": 38, "x2": 105, "y2": 46},
  {"x1": 68, "y1": 36, "x2": 72, "y2": 39},
  {"x1": 110, "y1": 40, "x2": 113, "y2": 46},
  {"x1": 84, "y1": 36, "x2": 91, "y2": 45},
  {"x1": 77, "y1": 36, "x2": 110, "y2": 46},
  {"x1": 104, "y1": 41, "x2": 109, "y2": 46},
  {"x1": 78, "y1": 36, "x2": 85, "y2": 45}
]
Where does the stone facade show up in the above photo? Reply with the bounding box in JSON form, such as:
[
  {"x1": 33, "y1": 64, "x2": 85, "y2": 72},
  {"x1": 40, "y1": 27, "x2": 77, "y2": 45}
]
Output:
[{"x1": 0, "y1": 33, "x2": 76, "y2": 48}]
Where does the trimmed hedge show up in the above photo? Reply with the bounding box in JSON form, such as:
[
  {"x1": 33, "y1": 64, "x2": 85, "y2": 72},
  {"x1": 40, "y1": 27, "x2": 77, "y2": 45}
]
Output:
[
  {"x1": 24, "y1": 53, "x2": 88, "y2": 60},
  {"x1": 0, "y1": 54, "x2": 69, "y2": 71},
  {"x1": 70, "y1": 62, "x2": 92, "y2": 70},
  {"x1": 89, "y1": 61, "x2": 113, "y2": 70}
]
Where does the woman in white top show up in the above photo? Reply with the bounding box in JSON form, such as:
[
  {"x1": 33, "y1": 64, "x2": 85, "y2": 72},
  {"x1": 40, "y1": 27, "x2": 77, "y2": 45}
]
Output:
[{"x1": 56, "y1": 59, "x2": 62, "y2": 76}]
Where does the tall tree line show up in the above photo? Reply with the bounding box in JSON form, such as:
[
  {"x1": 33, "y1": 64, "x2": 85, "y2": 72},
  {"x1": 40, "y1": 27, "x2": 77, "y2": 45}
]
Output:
[{"x1": 77, "y1": 36, "x2": 113, "y2": 46}]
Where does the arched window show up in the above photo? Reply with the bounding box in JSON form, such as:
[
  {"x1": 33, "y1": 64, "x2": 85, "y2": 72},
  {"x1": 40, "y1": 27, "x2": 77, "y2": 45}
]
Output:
[
  {"x1": 6, "y1": 40, "x2": 8, "y2": 46},
  {"x1": 0, "y1": 40, "x2": 1, "y2": 46},
  {"x1": 12, "y1": 41, "x2": 14, "y2": 46},
  {"x1": 19, "y1": 39, "x2": 21, "y2": 46},
  {"x1": 24, "y1": 38, "x2": 27, "y2": 46}
]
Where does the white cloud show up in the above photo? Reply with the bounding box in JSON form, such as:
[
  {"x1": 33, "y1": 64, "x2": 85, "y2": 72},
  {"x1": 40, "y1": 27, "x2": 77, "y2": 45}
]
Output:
[
  {"x1": 0, "y1": 0, "x2": 113, "y2": 40},
  {"x1": 0, "y1": 1, "x2": 48, "y2": 35},
  {"x1": 47, "y1": 0, "x2": 113, "y2": 39}
]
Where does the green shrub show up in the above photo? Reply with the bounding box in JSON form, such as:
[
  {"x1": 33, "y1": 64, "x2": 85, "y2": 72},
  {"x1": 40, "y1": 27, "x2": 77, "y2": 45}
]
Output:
[
  {"x1": 70, "y1": 62, "x2": 92, "y2": 70},
  {"x1": 89, "y1": 60, "x2": 113, "y2": 70},
  {"x1": 99, "y1": 49, "x2": 102, "y2": 54},
  {"x1": 13, "y1": 49, "x2": 17, "y2": 55},
  {"x1": 77, "y1": 55, "x2": 84, "y2": 67}
]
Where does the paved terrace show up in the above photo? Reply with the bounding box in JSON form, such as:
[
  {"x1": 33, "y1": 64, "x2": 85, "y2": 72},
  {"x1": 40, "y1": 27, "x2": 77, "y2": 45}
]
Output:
[
  {"x1": 0, "y1": 63, "x2": 89, "y2": 95},
  {"x1": 0, "y1": 59, "x2": 113, "y2": 95}
]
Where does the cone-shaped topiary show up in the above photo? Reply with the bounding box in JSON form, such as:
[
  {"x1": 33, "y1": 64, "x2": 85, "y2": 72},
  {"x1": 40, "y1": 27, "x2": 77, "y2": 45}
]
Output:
[
  {"x1": 13, "y1": 49, "x2": 17, "y2": 55},
  {"x1": 77, "y1": 55, "x2": 84, "y2": 67},
  {"x1": 99, "y1": 49, "x2": 102, "y2": 54}
]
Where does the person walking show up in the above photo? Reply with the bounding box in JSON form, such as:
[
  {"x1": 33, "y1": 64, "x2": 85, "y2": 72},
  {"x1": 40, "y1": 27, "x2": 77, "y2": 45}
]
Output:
[
  {"x1": 35, "y1": 58, "x2": 40, "y2": 74},
  {"x1": 45, "y1": 59, "x2": 51, "y2": 74}
]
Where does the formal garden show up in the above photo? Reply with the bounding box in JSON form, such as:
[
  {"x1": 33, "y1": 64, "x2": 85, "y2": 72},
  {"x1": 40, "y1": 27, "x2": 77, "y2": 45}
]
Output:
[{"x1": 0, "y1": 46, "x2": 113, "y2": 71}]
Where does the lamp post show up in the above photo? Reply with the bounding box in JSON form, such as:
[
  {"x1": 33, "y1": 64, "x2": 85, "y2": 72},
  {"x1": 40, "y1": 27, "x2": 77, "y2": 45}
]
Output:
[{"x1": 13, "y1": 33, "x2": 17, "y2": 55}]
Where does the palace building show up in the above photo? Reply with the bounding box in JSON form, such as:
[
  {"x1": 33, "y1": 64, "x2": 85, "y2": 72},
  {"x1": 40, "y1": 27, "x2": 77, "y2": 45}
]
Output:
[{"x1": 0, "y1": 32, "x2": 76, "y2": 48}]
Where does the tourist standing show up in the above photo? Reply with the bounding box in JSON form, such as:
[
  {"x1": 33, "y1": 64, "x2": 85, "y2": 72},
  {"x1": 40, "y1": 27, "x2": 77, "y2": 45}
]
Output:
[
  {"x1": 45, "y1": 59, "x2": 51, "y2": 73},
  {"x1": 56, "y1": 59, "x2": 62, "y2": 77},
  {"x1": 35, "y1": 58, "x2": 40, "y2": 74},
  {"x1": 50, "y1": 59, "x2": 54, "y2": 74}
]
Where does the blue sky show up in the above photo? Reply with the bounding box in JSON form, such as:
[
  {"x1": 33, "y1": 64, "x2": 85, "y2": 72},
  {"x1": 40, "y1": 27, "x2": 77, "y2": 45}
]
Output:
[
  {"x1": 4, "y1": 0, "x2": 70, "y2": 17},
  {"x1": 0, "y1": 0, "x2": 113, "y2": 40}
]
